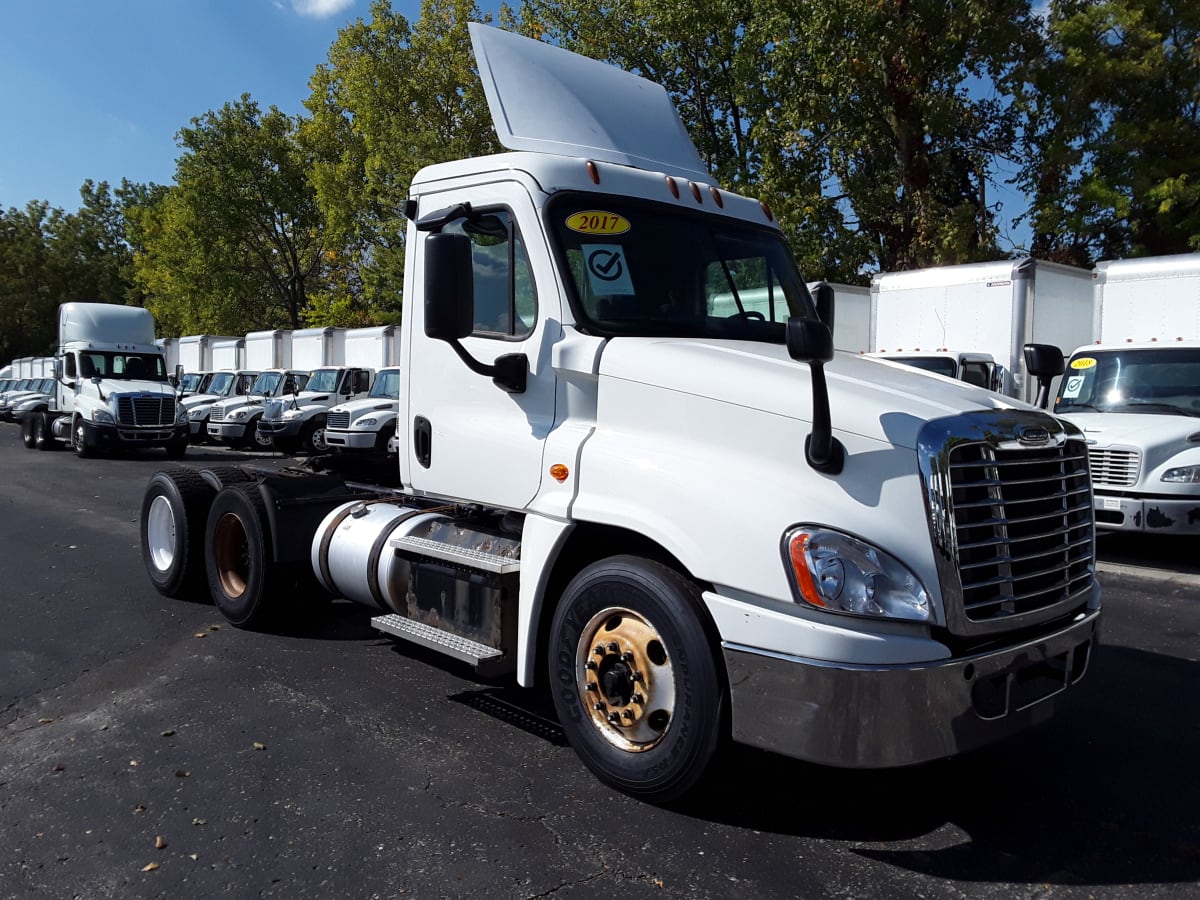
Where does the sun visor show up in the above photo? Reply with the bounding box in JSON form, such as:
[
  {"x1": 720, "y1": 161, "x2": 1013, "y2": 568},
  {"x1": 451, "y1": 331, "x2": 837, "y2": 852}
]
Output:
[{"x1": 468, "y1": 23, "x2": 709, "y2": 182}]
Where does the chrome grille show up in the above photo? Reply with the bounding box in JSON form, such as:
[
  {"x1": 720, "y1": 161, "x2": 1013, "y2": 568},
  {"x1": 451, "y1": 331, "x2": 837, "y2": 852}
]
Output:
[
  {"x1": 116, "y1": 395, "x2": 175, "y2": 427},
  {"x1": 210, "y1": 405, "x2": 226, "y2": 423},
  {"x1": 327, "y1": 411, "x2": 351, "y2": 430},
  {"x1": 920, "y1": 412, "x2": 1097, "y2": 638},
  {"x1": 1087, "y1": 448, "x2": 1139, "y2": 487}
]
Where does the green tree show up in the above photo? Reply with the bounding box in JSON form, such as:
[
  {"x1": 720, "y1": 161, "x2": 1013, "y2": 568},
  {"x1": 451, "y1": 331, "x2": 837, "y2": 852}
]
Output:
[
  {"x1": 135, "y1": 95, "x2": 327, "y2": 334},
  {"x1": 0, "y1": 201, "x2": 58, "y2": 362},
  {"x1": 1018, "y1": 0, "x2": 1200, "y2": 264},
  {"x1": 302, "y1": 0, "x2": 501, "y2": 317}
]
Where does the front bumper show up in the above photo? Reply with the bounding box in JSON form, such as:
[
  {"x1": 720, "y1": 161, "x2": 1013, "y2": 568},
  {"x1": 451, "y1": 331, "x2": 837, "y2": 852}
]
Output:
[
  {"x1": 324, "y1": 429, "x2": 377, "y2": 450},
  {"x1": 723, "y1": 605, "x2": 1101, "y2": 768},
  {"x1": 208, "y1": 421, "x2": 252, "y2": 442},
  {"x1": 257, "y1": 418, "x2": 304, "y2": 439},
  {"x1": 1093, "y1": 491, "x2": 1200, "y2": 533},
  {"x1": 81, "y1": 419, "x2": 189, "y2": 449}
]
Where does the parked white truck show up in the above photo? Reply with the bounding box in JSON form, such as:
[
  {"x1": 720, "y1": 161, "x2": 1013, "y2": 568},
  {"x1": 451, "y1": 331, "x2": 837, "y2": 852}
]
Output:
[
  {"x1": 182, "y1": 369, "x2": 260, "y2": 442},
  {"x1": 1049, "y1": 254, "x2": 1200, "y2": 533},
  {"x1": 177, "y1": 334, "x2": 239, "y2": 397},
  {"x1": 207, "y1": 368, "x2": 309, "y2": 449},
  {"x1": 23, "y1": 302, "x2": 188, "y2": 456},
  {"x1": 138, "y1": 25, "x2": 1100, "y2": 802},
  {"x1": 867, "y1": 259, "x2": 1094, "y2": 402},
  {"x1": 324, "y1": 366, "x2": 401, "y2": 453}
]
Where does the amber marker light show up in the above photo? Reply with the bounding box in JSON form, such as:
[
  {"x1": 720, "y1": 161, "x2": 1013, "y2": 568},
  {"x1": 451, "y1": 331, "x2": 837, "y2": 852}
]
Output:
[
  {"x1": 788, "y1": 532, "x2": 825, "y2": 607},
  {"x1": 549, "y1": 464, "x2": 570, "y2": 483},
  {"x1": 586, "y1": 161, "x2": 600, "y2": 184},
  {"x1": 666, "y1": 176, "x2": 680, "y2": 198},
  {"x1": 709, "y1": 187, "x2": 724, "y2": 208},
  {"x1": 760, "y1": 200, "x2": 775, "y2": 222}
]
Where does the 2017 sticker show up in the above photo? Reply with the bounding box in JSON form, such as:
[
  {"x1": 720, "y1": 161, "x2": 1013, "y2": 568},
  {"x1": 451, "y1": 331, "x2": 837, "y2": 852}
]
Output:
[
  {"x1": 566, "y1": 211, "x2": 631, "y2": 235},
  {"x1": 1070, "y1": 357, "x2": 1097, "y2": 370}
]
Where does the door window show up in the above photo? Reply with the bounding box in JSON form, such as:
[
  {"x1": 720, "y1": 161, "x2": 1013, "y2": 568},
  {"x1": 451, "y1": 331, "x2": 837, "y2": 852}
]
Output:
[{"x1": 443, "y1": 210, "x2": 536, "y2": 339}]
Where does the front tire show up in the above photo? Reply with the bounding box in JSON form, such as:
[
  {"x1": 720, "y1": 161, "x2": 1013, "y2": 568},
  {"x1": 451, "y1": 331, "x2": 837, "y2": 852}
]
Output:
[
  {"x1": 21, "y1": 415, "x2": 36, "y2": 449},
  {"x1": 300, "y1": 417, "x2": 328, "y2": 454},
  {"x1": 548, "y1": 556, "x2": 724, "y2": 803},
  {"x1": 72, "y1": 416, "x2": 92, "y2": 458},
  {"x1": 164, "y1": 437, "x2": 188, "y2": 459},
  {"x1": 32, "y1": 413, "x2": 54, "y2": 451}
]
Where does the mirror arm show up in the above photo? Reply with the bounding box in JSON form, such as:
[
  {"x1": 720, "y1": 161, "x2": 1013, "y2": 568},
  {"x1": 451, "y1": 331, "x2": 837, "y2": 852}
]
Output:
[{"x1": 444, "y1": 339, "x2": 527, "y2": 394}]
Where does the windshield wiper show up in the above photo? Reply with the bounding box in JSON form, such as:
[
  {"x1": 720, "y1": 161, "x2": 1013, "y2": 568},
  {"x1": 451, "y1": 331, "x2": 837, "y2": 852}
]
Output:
[{"x1": 1060, "y1": 402, "x2": 1102, "y2": 413}]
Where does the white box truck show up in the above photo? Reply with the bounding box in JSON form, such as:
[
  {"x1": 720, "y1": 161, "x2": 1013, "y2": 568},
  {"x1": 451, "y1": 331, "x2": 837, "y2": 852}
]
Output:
[
  {"x1": 177, "y1": 334, "x2": 239, "y2": 396},
  {"x1": 868, "y1": 259, "x2": 1094, "y2": 402},
  {"x1": 211, "y1": 338, "x2": 244, "y2": 371},
  {"x1": 138, "y1": 25, "x2": 1100, "y2": 802},
  {"x1": 1050, "y1": 254, "x2": 1200, "y2": 533},
  {"x1": 21, "y1": 302, "x2": 188, "y2": 456}
]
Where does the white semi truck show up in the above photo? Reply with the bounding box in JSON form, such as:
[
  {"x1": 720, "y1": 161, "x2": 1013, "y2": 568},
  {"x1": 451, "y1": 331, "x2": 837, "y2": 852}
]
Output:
[
  {"x1": 23, "y1": 302, "x2": 188, "y2": 456},
  {"x1": 1048, "y1": 254, "x2": 1200, "y2": 534},
  {"x1": 324, "y1": 366, "x2": 401, "y2": 453},
  {"x1": 866, "y1": 259, "x2": 1095, "y2": 402},
  {"x1": 138, "y1": 25, "x2": 1100, "y2": 802}
]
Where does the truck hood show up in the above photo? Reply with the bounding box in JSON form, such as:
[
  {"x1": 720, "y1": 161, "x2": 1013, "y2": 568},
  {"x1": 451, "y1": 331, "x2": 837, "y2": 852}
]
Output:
[
  {"x1": 329, "y1": 397, "x2": 397, "y2": 416},
  {"x1": 91, "y1": 379, "x2": 178, "y2": 400},
  {"x1": 1054, "y1": 410, "x2": 1200, "y2": 448},
  {"x1": 181, "y1": 392, "x2": 222, "y2": 410},
  {"x1": 598, "y1": 338, "x2": 1025, "y2": 450}
]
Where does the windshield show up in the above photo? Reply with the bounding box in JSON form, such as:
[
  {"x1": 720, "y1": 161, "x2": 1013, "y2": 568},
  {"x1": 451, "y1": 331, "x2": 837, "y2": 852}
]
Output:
[
  {"x1": 1055, "y1": 347, "x2": 1200, "y2": 417},
  {"x1": 885, "y1": 356, "x2": 958, "y2": 378},
  {"x1": 548, "y1": 194, "x2": 816, "y2": 340},
  {"x1": 208, "y1": 372, "x2": 235, "y2": 395},
  {"x1": 369, "y1": 369, "x2": 401, "y2": 399},
  {"x1": 305, "y1": 368, "x2": 341, "y2": 393},
  {"x1": 250, "y1": 371, "x2": 309, "y2": 397},
  {"x1": 179, "y1": 372, "x2": 204, "y2": 392},
  {"x1": 80, "y1": 351, "x2": 168, "y2": 382}
]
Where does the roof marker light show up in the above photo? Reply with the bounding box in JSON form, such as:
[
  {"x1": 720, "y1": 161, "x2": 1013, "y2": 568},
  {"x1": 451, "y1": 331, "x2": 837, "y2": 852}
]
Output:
[
  {"x1": 760, "y1": 201, "x2": 774, "y2": 222},
  {"x1": 586, "y1": 161, "x2": 600, "y2": 184},
  {"x1": 709, "y1": 187, "x2": 724, "y2": 208},
  {"x1": 666, "y1": 176, "x2": 679, "y2": 198},
  {"x1": 689, "y1": 182, "x2": 703, "y2": 203}
]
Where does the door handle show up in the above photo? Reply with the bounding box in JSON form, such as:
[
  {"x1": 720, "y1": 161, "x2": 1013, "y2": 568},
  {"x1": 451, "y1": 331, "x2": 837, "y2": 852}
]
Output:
[{"x1": 413, "y1": 416, "x2": 432, "y2": 468}]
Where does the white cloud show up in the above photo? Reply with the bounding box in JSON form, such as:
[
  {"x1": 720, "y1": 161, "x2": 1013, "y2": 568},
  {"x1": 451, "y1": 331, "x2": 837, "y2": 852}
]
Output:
[{"x1": 290, "y1": 0, "x2": 355, "y2": 18}]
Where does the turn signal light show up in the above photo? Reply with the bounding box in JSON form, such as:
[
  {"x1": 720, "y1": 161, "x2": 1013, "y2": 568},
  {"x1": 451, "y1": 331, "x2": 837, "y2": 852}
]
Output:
[{"x1": 549, "y1": 464, "x2": 570, "y2": 483}]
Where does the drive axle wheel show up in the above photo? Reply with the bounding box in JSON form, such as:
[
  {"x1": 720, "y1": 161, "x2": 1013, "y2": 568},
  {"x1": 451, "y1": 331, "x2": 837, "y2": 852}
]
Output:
[
  {"x1": 205, "y1": 483, "x2": 281, "y2": 628},
  {"x1": 549, "y1": 556, "x2": 724, "y2": 803}
]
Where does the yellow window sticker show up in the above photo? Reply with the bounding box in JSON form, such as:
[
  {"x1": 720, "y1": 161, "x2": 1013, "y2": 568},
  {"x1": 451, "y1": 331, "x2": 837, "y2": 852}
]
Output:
[
  {"x1": 1070, "y1": 357, "x2": 1097, "y2": 370},
  {"x1": 566, "y1": 211, "x2": 630, "y2": 235}
]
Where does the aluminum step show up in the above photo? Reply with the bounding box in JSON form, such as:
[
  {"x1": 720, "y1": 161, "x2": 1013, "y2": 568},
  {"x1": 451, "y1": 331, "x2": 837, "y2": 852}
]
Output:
[
  {"x1": 388, "y1": 535, "x2": 520, "y2": 574},
  {"x1": 371, "y1": 613, "x2": 507, "y2": 671}
]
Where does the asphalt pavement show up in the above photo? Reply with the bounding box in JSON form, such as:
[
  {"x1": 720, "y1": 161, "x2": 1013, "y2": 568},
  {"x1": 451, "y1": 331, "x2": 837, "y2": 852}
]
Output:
[{"x1": 0, "y1": 427, "x2": 1197, "y2": 899}]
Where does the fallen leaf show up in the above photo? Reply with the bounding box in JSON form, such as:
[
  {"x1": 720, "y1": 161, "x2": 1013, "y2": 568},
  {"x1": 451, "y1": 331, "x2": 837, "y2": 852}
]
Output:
[
  {"x1": 130, "y1": 760, "x2": 140, "y2": 767},
  {"x1": 141, "y1": 862, "x2": 159, "y2": 872},
  {"x1": 160, "y1": 730, "x2": 175, "y2": 737},
  {"x1": 189, "y1": 854, "x2": 198, "y2": 861},
  {"x1": 209, "y1": 624, "x2": 220, "y2": 631},
  {"x1": 252, "y1": 742, "x2": 266, "y2": 751},
  {"x1": 133, "y1": 805, "x2": 146, "y2": 814},
  {"x1": 192, "y1": 818, "x2": 207, "y2": 826},
  {"x1": 174, "y1": 770, "x2": 189, "y2": 778},
  {"x1": 194, "y1": 633, "x2": 207, "y2": 639},
  {"x1": 155, "y1": 835, "x2": 167, "y2": 850},
  {"x1": 38, "y1": 718, "x2": 54, "y2": 725},
  {"x1": 53, "y1": 764, "x2": 65, "y2": 772}
]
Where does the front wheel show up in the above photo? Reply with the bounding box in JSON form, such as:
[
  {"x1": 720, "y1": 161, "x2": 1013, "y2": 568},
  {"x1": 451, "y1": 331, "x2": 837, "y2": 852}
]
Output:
[
  {"x1": 250, "y1": 419, "x2": 273, "y2": 450},
  {"x1": 72, "y1": 417, "x2": 92, "y2": 458},
  {"x1": 548, "y1": 556, "x2": 724, "y2": 803},
  {"x1": 300, "y1": 418, "x2": 328, "y2": 454},
  {"x1": 21, "y1": 415, "x2": 36, "y2": 449},
  {"x1": 33, "y1": 413, "x2": 54, "y2": 451},
  {"x1": 164, "y1": 437, "x2": 188, "y2": 459}
]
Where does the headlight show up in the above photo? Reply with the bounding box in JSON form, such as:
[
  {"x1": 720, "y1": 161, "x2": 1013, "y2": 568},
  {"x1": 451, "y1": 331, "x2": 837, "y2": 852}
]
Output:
[
  {"x1": 784, "y1": 527, "x2": 930, "y2": 622},
  {"x1": 282, "y1": 409, "x2": 304, "y2": 419},
  {"x1": 357, "y1": 418, "x2": 378, "y2": 429},
  {"x1": 229, "y1": 408, "x2": 249, "y2": 421},
  {"x1": 1162, "y1": 465, "x2": 1200, "y2": 484},
  {"x1": 93, "y1": 408, "x2": 115, "y2": 424},
  {"x1": 176, "y1": 406, "x2": 189, "y2": 424}
]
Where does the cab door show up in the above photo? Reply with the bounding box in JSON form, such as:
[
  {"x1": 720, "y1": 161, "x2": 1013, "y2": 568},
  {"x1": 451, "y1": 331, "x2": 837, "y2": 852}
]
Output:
[{"x1": 403, "y1": 182, "x2": 558, "y2": 510}]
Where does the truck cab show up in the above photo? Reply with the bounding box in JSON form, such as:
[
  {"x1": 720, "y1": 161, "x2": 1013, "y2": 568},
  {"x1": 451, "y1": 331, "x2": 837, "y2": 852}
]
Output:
[
  {"x1": 1055, "y1": 341, "x2": 1200, "y2": 532},
  {"x1": 207, "y1": 368, "x2": 310, "y2": 449},
  {"x1": 181, "y1": 369, "x2": 260, "y2": 442},
  {"x1": 256, "y1": 366, "x2": 374, "y2": 453},
  {"x1": 324, "y1": 366, "x2": 401, "y2": 453}
]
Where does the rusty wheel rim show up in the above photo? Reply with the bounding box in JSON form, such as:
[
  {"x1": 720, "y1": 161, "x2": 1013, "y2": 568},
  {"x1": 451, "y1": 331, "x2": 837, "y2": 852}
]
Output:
[
  {"x1": 212, "y1": 512, "x2": 250, "y2": 598},
  {"x1": 575, "y1": 606, "x2": 675, "y2": 752}
]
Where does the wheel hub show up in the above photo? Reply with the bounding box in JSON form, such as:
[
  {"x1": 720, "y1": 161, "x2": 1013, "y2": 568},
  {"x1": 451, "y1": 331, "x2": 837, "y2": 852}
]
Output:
[
  {"x1": 576, "y1": 607, "x2": 675, "y2": 752},
  {"x1": 146, "y1": 495, "x2": 176, "y2": 572},
  {"x1": 212, "y1": 513, "x2": 250, "y2": 598}
]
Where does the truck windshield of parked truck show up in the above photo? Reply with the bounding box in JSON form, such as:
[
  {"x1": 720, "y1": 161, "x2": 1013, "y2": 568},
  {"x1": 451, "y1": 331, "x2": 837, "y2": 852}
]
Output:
[
  {"x1": 79, "y1": 351, "x2": 169, "y2": 381},
  {"x1": 1056, "y1": 347, "x2": 1200, "y2": 417},
  {"x1": 548, "y1": 195, "x2": 816, "y2": 340},
  {"x1": 178, "y1": 372, "x2": 204, "y2": 392},
  {"x1": 207, "y1": 372, "x2": 236, "y2": 396},
  {"x1": 369, "y1": 370, "x2": 400, "y2": 399},
  {"x1": 305, "y1": 369, "x2": 342, "y2": 393},
  {"x1": 250, "y1": 371, "x2": 309, "y2": 397}
]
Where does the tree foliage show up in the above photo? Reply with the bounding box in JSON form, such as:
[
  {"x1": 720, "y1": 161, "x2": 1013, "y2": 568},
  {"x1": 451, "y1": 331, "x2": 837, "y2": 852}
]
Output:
[
  {"x1": 1019, "y1": 0, "x2": 1200, "y2": 263},
  {"x1": 133, "y1": 95, "x2": 328, "y2": 335}
]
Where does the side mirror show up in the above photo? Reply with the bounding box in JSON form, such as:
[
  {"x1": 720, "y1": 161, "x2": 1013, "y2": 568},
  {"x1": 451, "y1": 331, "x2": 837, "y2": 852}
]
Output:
[
  {"x1": 54, "y1": 358, "x2": 63, "y2": 382},
  {"x1": 786, "y1": 317, "x2": 843, "y2": 474},
  {"x1": 425, "y1": 232, "x2": 474, "y2": 341},
  {"x1": 1023, "y1": 343, "x2": 1065, "y2": 409},
  {"x1": 173, "y1": 364, "x2": 184, "y2": 389},
  {"x1": 811, "y1": 281, "x2": 835, "y2": 336}
]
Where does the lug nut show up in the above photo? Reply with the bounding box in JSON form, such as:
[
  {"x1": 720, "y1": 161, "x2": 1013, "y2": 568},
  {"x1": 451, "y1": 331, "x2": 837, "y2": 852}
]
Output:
[
  {"x1": 607, "y1": 642, "x2": 619, "y2": 653},
  {"x1": 622, "y1": 709, "x2": 634, "y2": 720},
  {"x1": 593, "y1": 703, "x2": 606, "y2": 712},
  {"x1": 594, "y1": 645, "x2": 605, "y2": 656},
  {"x1": 607, "y1": 713, "x2": 621, "y2": 725},
  {"x1": 632, "y1": 693, "x2": 644, "y2": 704},
  {"x1": 622, "y1": 651, "x2": 634, "y2": 661},
  {"x1": 585, "y1": 683, "x2": 597, "y2": 693},
  {"x1": 584, "y1": 660, "x2": 597, "y2": 671}
]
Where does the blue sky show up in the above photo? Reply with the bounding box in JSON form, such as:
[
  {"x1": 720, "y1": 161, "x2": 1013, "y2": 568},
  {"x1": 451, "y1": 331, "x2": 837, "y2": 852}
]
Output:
[{"x1": 0, "y1": 0, "x2": 418, "y2": 213}]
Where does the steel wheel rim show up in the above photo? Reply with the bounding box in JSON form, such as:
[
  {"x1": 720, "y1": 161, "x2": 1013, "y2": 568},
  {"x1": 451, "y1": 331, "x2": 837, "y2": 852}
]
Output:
[
  {"x1": 311, "y1": 427, "x2": 327, "y2": 452},
  {"x1": 254, "y1": 427, "x2": 272, "y2": 448},
  {"x1": 146, "y1": 495, "x2": 177, "y2": 572},
  {"x1": 212, "y1": 512, "x2": 250, "y2": 598},
  {"x1": 575, "y1": 606, "x2": 675, "y2": 752},
  {"x1": 75, "y1": 422, "x2": 85, "y2": 449}
]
